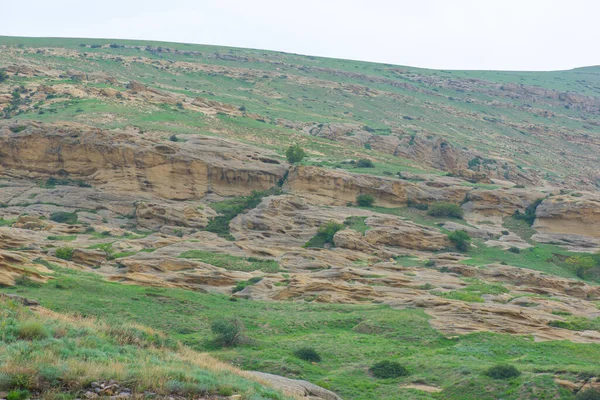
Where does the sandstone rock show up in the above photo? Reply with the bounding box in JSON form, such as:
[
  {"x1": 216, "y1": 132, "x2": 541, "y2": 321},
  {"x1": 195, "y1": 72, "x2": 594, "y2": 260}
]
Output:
[
  {"x1": 136, "y1": 201, "x2": 215, "y2": 230},
  {"x1": 0, "y1": 121, "x2": 288, "y2": 200},
  {"x1": 364, "y1": 216, "x2": 449, "y2": 251},
  {"x1": 286, "y1": 166, "x2": 471, "y2": 207},
  {"x1": 247, "y1": 371, "x2": 341, "y2": 400},
  {"x1": 534, "y1": 193, "x2": 600, "y2": 238}
]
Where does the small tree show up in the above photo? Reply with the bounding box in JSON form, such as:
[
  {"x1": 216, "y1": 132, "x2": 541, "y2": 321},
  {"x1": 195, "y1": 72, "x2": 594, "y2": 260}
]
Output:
[
  {"x1": 356, "y1": 193, "x2": 375, "y2": 207},
  {"x1": 448, "y1": 230, "x2": 471, "y2": 252},
  {"x1": 303, "y1": 221, "x2": 345, "y2": 248},
  {"x1": 211, "y1": 318, "x2": 245, "y2": 346},
  {"x1": 96, "y1": 243, "x2": 116, "y2": 260},
  {"x1": 286, "y1": 144, "x2": 305, "y2": 164}
]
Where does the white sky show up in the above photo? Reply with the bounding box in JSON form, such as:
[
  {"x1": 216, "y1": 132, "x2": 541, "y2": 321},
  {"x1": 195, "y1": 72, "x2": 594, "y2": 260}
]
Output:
[{"x1": 2, "y1": 0, "x2": 600, "y2": 71}]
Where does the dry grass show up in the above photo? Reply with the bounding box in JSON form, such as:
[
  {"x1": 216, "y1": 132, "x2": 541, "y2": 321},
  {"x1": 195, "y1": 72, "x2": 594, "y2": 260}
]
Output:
[{"x1": 0, "y1": 299, "x2": 289, "y2": 399}]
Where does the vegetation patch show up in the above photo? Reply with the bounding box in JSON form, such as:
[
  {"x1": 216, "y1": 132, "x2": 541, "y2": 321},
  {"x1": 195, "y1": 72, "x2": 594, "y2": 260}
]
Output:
[
  {"x1": 303, "y1": 221, "x2": 345, "y2": 248},
  {"x1": 484, "y1": 364, "x2": 521, "y2": 380},
  {"x1": 344, "y1": 216, "x2": 369, "y2": 235},
  {"x1": 206, "y1": 187, "x2": 282, "y2": 240},
  {"x1": 369, "y1": 361, "x2": 409, "y2": 379},
  {"x1": 179, "y1": 250, "x2": 279, "y2": 273},
  {"x1": 427, "y1": 202, "x2": 464, "y2": 219}
]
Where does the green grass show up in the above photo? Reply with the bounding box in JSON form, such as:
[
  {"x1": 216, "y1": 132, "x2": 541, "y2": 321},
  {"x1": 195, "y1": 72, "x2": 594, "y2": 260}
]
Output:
[
  {"x1": 179, "y1": 250, "x2": 279, "y2": 273},
  {"x1": 0, "y1": 218, "x2": 16, "y2": 227},
  {"x1": 2, "y1": 266, "x2": 600, "y2": 400},
  {"x1": 433, "y1": 278, "x2": 509, "y2": 303},
  {"x1": 344, "y1": 216, "x2": 369, "y2": 235},
  {"x1": 463, "y1": 241, "x2": 595, "y2": 281},
  {"x1": 46, "y1": 235, "x2": 77, "y2": 241}
]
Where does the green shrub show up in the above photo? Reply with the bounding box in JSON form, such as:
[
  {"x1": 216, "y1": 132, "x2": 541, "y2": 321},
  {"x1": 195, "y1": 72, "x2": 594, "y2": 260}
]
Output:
[
  {"x1": 576, "y1": 388, "x2": 600, "y2": 400},
  {"x1": 424, "y1": 259, "x2": 436, "y2": 267},
  {"x1": 427, "y1": 202, "x2": 464, "y2": 219},
  {"x1": 303, "y1": 221, "x2": 345, "y2": 248},
  {"x1": 211, "y1": 318, "x2": 245, "y2": 346},
  {"x1": 565, "y1": 255, "x2": 598, "y2": 279},
  {"x1": 232, "y1": 277, "x2": 262, "y2": 293},
  {"x1": 206, "y1": 188, "x2": 281, "y2": 240},
  {"x1": 514, "y1": 198, "x2": 544, "y2": 226},
  {"x1": 17, "y1": 321, "x2": 49, "y2": 340},
  {"x1": 14, "y1": 276, "x2": 41, "y2": 288},
  {"x1": 49, "y1": 211, "x2": 78, "y2": 225},
  {"x1": 169, "y1": 134, "x2": 178, "y2": 142},
  {"x1": 447, "y1": 230, "x2": 471, "y2": 252},
  {"x1": 285, "y1": 144, "x2": 305, "y2": 164},
  {"x1": 0, "y1": 69, "x2": 7, "y2": 83},
  {"x1": 484, "y1": 364, "x2": 521, "y2": 379},
  {"x1": 55, "y1": 247, "x2": 74, "y2": 261},
  {"x1": 294, "y1": 347, "x2": 321, "y2": 362},
  {"x1": 369, "y1": 360, "x2": 409, "y2": 379},
  {"x1": 508, "y1": 246, "x2": 521, "y2": 253},
  {"x1": 356, "y1": 159, "x2": 374, "y2": 168},
  {"x1": 6, "y1": 390, "x2": 30, "y2": 400},
  {"x1": 356, "y1": 193, "x2": 375, "y2": 207}
]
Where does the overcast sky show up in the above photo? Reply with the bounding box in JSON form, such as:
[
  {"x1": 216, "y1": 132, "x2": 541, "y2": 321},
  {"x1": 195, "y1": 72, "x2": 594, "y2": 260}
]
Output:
[{"x1": 2, "y1": 0, "x2": 599, "y2": 71}]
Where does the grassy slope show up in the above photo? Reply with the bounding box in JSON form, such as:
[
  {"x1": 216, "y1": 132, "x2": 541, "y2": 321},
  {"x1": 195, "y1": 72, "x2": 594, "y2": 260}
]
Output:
[
  {"x1": 0, "y1": 297, "x2": 287, "y2": 400},
  {"x1": 2, "y1": 265, "x2": 599, "y2": 400},
  {"x1": 1, "y1": 36, "x2": 599, "y2": 181}
]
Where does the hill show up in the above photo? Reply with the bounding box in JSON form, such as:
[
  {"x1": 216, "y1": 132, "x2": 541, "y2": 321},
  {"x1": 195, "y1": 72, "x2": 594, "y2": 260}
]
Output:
[{"x1": 0, "y1": 36, "x2": 600, "y2": 400}]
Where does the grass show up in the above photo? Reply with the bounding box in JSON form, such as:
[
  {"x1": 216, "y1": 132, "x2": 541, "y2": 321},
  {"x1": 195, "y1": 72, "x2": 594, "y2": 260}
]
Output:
[
  {"x1": 433, "y1": 278, "x2": 509, "y2": 303},
  {"x1": 46, "y1": 235, "x2": 77, "y2": 241},
  {"x1": 206, "y1": 188, "x2": 282, "y2": 240},
  {"x1": 462, "y1": 241, "x2": 595, "y2": 281},
  {"x1": 0, "y1": 298, "x2": 287, "y2": 400},
  {"x1": 179, "y1": 250, "x2": 279, "y2": 273},
  {"x1": 344, "y1": 216, "x2": 369, "y2": 235},
  {"x1": 2, "y1": 266, "x2": 600, "y2": 400}
]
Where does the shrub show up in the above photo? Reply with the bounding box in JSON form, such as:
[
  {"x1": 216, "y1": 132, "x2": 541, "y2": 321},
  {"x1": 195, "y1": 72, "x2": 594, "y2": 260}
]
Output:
[
  {"x1": 6, "y1": 390, "x2": 30, "y2": 400},
  {"x1": 356, "y1": 159, "x2": 374, "y2": 168},
  {"x1": 169, "y1": 134, "x2": 178, "y2": 142},
  {"x1": 447, "y1": 230, "x2": 471, "y2": 252},
  {"x1": 427, "y1": 202, "x2": 464, "y2": 219},
  {"x1": 211, "y1": 318, "x2": 245, "y2": 346},
  {"x1": 514, "y1": 198, "x2": 544, "y2": 226},
  {"x1": 565, "y1": 255, "x2": 598, "y2": 279},
  {"x1": 55, "y1": 247, "x2": 74, "y2": 261},
  {"x1": 0, "y1": 69, "x2": 7, "y2": 83},
  {"x1": 303, "y1": 221, "x2": 345, "y2": 248},
  {"x1": 232, "y1": 277, "x2": 262, "y2": 293},
  {"x1": 17, "y1": 321, "x2": 49, "y2": 340},
  {"x1": 369, "y1": 361, "x2": 409, "y2": 379},
  {"x1": 508, "y1": 246, "x2": 521, "y2": 253},
  {"x1": 576, "y1": 388, "x2": 600, "y2": 400},
  {"x1": 424, "y1": 259, "x2": 436, "y2": 267},
  {"x1": 364, "y1": 143, "x2": 372, "y2": 150},
  {"x1": 484, "y1": 364, "x2": 521, "y2": 379},
  {"x1": 49, "y1": 211, "x2": 78, "y2": 225},
  {"x1": 285, "y1": 144, "x2": 305, "y2": 164},
  {"x1": 356, "y1": 193, "x2": 375, "y2": 207},
  {"x1": 294, "y1": 347, "x2": 321, "y2": 362}
]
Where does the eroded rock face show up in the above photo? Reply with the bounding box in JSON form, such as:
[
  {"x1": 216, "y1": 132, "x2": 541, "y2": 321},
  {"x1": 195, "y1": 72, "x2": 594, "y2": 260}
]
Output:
[
  {"x1": 0, "y1": 121, "x2": 288, "y2": 200},
  {"x1": 362, "y1": 216, "x2": 449, "y2": 251},
  {"x1": 534, "y1": 193, "x2": 600, "y2": 238},
  {"x1": 286, "y1": 166, "x2": 471, "y2": 207},
  {"x1": 136, "y1": 202, "x2": 216, "y2": 230},
  {"x1": 463, "y1": 188, "x2": 547, "y2": 216}
]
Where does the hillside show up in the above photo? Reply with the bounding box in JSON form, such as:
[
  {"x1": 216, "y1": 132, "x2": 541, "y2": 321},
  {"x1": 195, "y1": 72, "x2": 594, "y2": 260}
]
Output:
[{"x1": 0, "y1": 36, "x2": 600, "y2": 400}]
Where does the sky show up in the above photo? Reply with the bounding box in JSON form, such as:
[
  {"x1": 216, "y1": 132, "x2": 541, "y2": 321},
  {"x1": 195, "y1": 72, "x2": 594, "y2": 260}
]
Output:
[{"x1": 2, "y1": 0, "x2": 600, "y2": 71}]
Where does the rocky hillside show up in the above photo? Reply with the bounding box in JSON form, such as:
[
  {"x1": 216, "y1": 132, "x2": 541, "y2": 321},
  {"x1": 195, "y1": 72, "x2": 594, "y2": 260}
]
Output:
[{"x1": 0, "y1": 37, "x2": 600, "y2": 400}]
